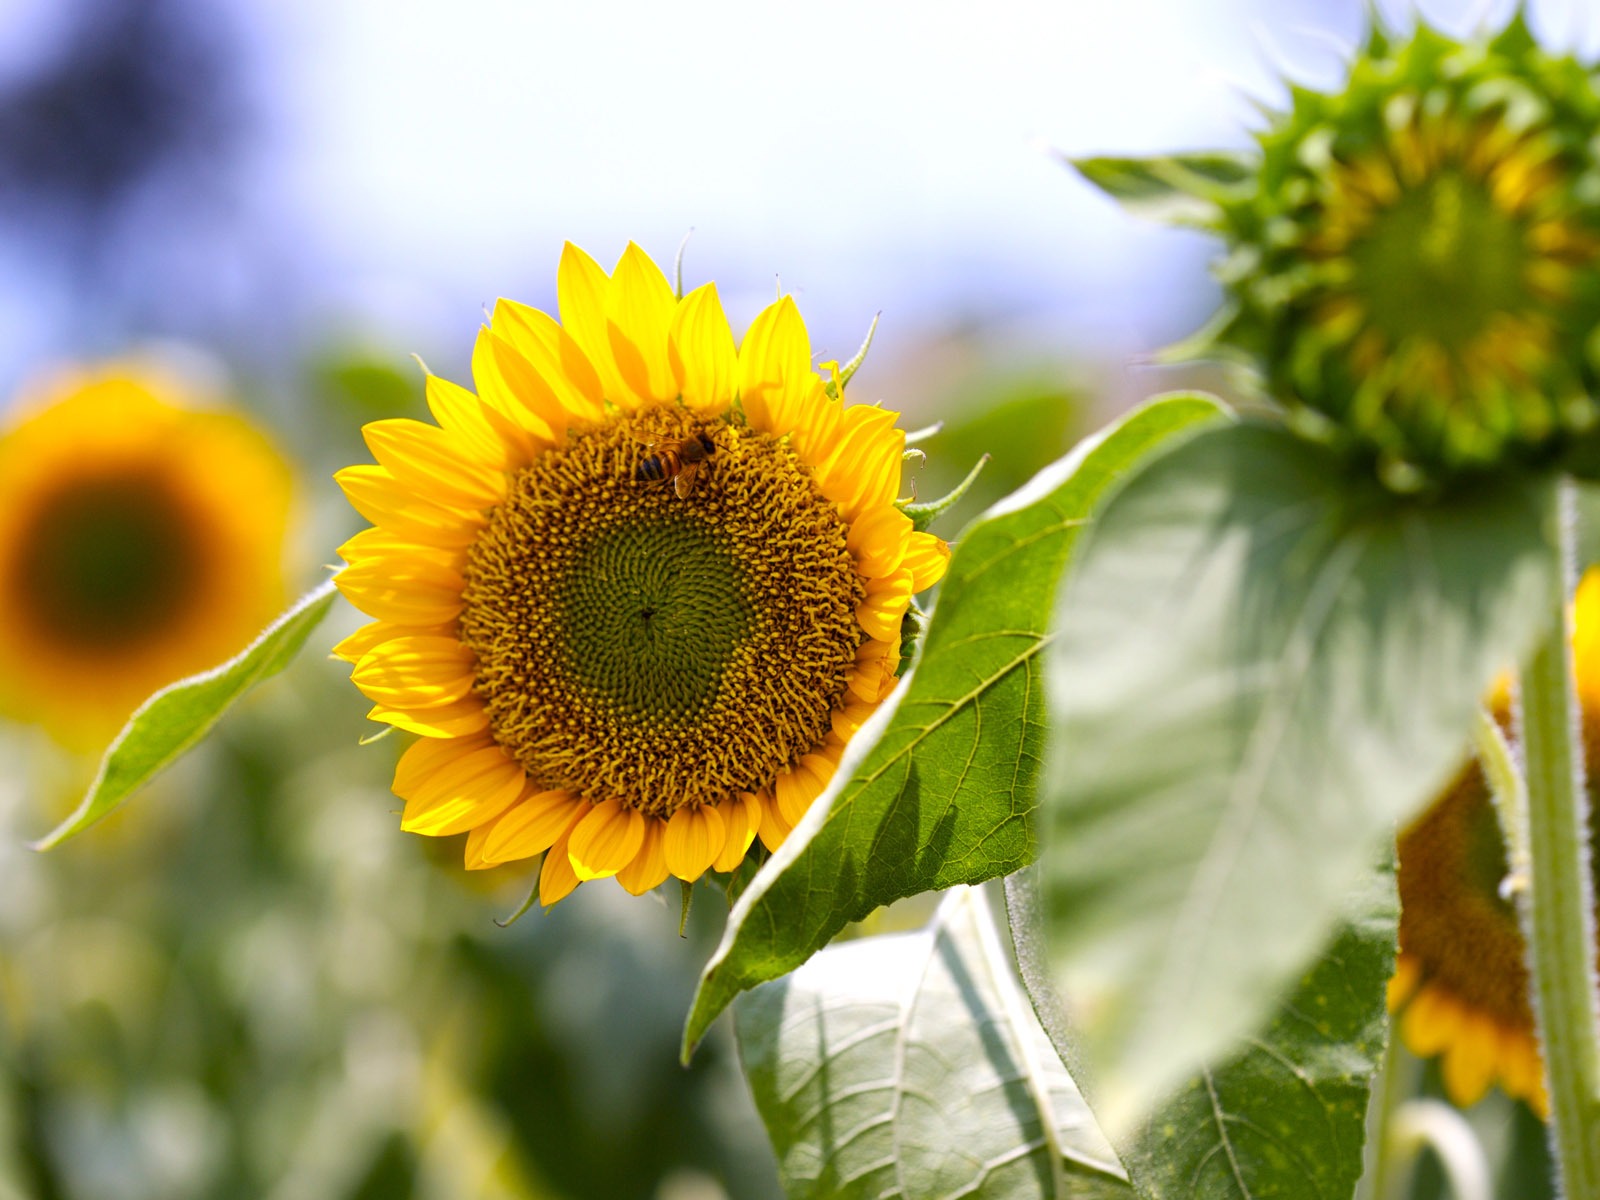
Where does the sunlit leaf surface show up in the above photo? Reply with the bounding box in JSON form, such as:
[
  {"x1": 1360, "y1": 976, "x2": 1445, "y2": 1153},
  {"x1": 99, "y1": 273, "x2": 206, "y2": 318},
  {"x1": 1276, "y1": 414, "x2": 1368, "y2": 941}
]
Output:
[
  {"x1": 685, "y1": 395, "x2": 1227, "y2": 1052},
  {"x1": 738, "y1": 885, "x2": 1132, "y2": 1200},
  {"x1": 1037, "y1": 422, "x2": 1556, "y2": 1131},
  {"x1": 32, "y1": 579, "x2": 338, "y2": 849}
]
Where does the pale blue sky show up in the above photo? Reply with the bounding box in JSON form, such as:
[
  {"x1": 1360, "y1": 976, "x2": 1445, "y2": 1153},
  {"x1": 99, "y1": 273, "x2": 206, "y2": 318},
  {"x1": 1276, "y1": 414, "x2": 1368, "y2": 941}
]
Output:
[{"x1": 1, "y1": 0, "x2": 1596, "y2": 397}]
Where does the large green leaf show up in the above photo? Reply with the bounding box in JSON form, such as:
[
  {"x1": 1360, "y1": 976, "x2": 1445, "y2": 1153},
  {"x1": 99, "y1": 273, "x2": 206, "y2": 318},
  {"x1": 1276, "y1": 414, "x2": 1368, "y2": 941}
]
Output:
[
  {"x1": 1013, "y1": 861, "x2": 1395, "y2": 1200},
  {"x1": 738, "y1": 885, "x2": 1132, "y2": 1200},
  {"x1": 1036, "y1": 422, "x2": 1557, "y2": 1133},
  {"x1": 684, "y1": 394, "x2": 1228, "y2": 1053},
  {"x1": 1070, "y1": 152, "x2": 1256, "y2": 228},
  {"x1": 31, "y1": 579, "x2": 339, "y2": 850}
]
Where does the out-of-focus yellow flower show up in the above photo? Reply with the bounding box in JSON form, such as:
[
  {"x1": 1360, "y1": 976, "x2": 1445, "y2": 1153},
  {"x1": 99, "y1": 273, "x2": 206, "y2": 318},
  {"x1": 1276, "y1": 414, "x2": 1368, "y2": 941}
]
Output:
[
  {"x1": 1390, "y1": 569, "x2": 1600, "y2": 1114},
  {"x1": 0, "y1": 364, "x2": 293, "y2": 747},
  {"x1": 335, "y1": 242, "x2": 948, "y2": 905}
]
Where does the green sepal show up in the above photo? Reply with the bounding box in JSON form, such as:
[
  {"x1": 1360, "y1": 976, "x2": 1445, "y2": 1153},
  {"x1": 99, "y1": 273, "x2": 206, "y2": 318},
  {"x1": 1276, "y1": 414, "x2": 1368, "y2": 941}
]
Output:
[
  {"x1": 1070, "y1": 151, "x2": 1257, "y2": 228},
  {"x1": 897, "y1": 599, "x2": 928, "y2": 674},
  {"x1": 899, "y1": 453, "x2": 990, "y2": 532},
  {"x1": 493, "y1": 871, "x2": 542, "y2": 929},
  {"x1": 678, "y1": 879, "x2": 695, "y2": 937}
]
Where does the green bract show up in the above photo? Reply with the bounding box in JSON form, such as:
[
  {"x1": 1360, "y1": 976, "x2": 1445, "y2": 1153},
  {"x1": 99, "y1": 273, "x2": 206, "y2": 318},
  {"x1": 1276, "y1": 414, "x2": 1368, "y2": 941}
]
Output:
[{"x1": 1078, "y1": 15, "x2": 1600, "y2": 487}]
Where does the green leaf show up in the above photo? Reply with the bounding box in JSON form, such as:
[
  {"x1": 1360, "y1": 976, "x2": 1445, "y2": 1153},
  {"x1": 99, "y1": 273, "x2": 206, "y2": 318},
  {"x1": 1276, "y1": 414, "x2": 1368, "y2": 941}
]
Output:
[
  {"x1": 684, "y1": 394, "x2": 1229, "y2": 1054},
  {"x1": 1070, "y1": 152, "x2": 1256, "y2": 227},
  {"x1": 1126, "y1": 863, "x2": 1395, "y2": 1198},
  {"x1": 1010, "y1": 861, "x2": 1396, "y2": 1200},
  {"x1": 31, "y1": 579, "x2": 339, "y2": 850},
  {"x1": 1036, "y1": 422, "x2": 1558, "y2": 1133},
  {"x1": 737, "y1": 885, "x2": 1132, "y2": 1200}
]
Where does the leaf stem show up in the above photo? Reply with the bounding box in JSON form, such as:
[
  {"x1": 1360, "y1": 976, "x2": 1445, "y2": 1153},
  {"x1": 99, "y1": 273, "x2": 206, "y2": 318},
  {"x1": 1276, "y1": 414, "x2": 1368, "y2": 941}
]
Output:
[{"x1": 1514, "y1": 482, "x2": 1600, "y2": 1198}]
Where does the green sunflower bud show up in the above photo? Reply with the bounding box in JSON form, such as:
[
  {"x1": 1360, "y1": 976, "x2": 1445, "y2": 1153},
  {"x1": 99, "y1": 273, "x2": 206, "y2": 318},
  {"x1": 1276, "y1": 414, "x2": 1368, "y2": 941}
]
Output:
[{"x1": 1079, "y1": 14, "x2": 1600, "y2": 487}]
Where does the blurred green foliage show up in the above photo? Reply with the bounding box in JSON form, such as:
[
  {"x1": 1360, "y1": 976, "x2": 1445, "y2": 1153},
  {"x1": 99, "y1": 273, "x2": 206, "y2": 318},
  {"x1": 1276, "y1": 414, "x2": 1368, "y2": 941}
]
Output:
[{"x1": 0, "y1": 597, "x2": 778, "y2": 1200}]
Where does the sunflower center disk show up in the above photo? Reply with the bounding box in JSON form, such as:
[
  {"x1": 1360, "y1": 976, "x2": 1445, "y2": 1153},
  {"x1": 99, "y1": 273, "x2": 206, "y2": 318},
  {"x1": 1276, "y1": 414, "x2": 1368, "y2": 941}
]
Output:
[
  {"x1": 11, "y1": 472, "x2": 200, "y2": 649},
  {"x1": 460, "y1": 406, "x2": 866, "y2": 818},
  {"x1": 1398, "y1": 766, "x2": 1535, "y2": 1025},
  {"x1": 1353, "y1": 171, "x2": 1529, "y2": 349}
]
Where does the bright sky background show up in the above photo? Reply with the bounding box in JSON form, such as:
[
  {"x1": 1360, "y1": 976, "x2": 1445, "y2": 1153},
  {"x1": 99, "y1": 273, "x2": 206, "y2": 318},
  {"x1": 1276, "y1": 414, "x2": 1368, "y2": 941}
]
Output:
[{"x1": 2, "y1": 0, "x2": 1598, "y2": 398}]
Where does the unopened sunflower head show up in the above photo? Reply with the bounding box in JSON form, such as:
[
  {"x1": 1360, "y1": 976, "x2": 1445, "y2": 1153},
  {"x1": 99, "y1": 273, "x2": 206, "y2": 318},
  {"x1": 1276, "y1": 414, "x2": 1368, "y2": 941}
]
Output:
[
  {"x1": 0, "y1": 363, "x2": 293, "y2": 747},
  {"x1": 1389, "y1": 568, "x2": 1600, "y2": 1114},
  {"x1": 334, "y1": 243, "x2": 950, "y2": 906},
  {"x1": 1082, "y1": 15, "x2": 1600, "y2": 487}
]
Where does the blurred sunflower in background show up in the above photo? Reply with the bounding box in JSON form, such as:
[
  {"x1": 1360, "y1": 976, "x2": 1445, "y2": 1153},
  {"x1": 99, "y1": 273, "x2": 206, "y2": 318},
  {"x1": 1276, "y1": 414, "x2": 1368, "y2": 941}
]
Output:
[
  {"x1": 0, "y1": 363, "x2": 293, "y2": 747},
  {"x1": 1388, "y1": 568, "x2": 1600, "y2": 1115},
  {"x1": 336, "y1": 242, "x2": 949, "y2": 905},
  {"x1": 1196, "y1": 17, "x2": 1600, "y2": 486}
]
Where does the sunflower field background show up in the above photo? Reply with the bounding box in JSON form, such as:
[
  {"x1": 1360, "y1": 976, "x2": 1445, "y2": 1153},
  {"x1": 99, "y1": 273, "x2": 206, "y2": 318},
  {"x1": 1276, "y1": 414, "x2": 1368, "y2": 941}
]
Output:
[{"x1": 6, "y1": 1, "x2": 1600, "y2": 1198}]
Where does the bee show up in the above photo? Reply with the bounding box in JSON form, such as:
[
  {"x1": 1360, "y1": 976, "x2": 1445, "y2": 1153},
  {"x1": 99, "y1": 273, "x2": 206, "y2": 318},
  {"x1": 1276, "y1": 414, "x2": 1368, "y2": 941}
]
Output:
[{"x1": 633, "y1": 429, "x2": 716, "y2": 499}]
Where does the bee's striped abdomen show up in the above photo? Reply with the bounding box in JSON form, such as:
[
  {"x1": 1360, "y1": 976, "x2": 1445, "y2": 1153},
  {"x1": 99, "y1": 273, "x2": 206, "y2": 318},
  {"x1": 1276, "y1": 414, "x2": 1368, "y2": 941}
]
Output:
[{"x1": 635, "y1": 453, "x2": 678, "y2": 483}]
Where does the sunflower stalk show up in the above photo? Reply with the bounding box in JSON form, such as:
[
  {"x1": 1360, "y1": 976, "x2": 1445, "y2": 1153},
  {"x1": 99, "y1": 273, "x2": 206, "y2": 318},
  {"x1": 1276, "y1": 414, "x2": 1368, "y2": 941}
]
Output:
[{"x1": 1514, "y1": 481, "x2": 1600, "y2": 1199}]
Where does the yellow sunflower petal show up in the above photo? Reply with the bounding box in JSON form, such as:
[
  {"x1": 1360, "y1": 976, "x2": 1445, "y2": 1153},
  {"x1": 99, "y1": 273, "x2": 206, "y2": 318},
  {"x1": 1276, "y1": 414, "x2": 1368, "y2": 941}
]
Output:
[
  {"x1": 464, "y1": 821, "x2": 497, "y2": 870},
  {"x1": 1440, "y1": 1012, "x2": 1499, "y2": 1107},
  {"x1": 1386, "y1": 954, "x2": 1422, "y2": 1011},
  {"x1": 490, "y1": 298, "x2": 605, "y2": 420},
  {"x1": 471, "y1": 328, "x2": 559, "y2": 452},
  {"x1": 773, "y1": 753, "x2": 835, "y2": 827},
  {"x1": 331, "y1": 620, "x2": 408, "y2": 665},
  {"x1": 1575, "y1": 567, "x2": 1600, "y2": 713},
  {"x1": 832, "y1": 699, "x2": 881, "y2": 742},
  {"x1": 818, "y1": 407, "x2": 904, "y2": 520},
  {"x1": 605, "y1": 242, "x2": 678, "y2": 405},
  {"x1": 847, "y1": 638, "x2": 900, "y2": 704},
  {"x1": 335, "y1": 556, "x2": 466, "y2": 626},
  {"x1": 1401, "y1": 985, "x2": 1463, "y2": 1058},
  {"x1": 337, "y1": 527, "x2": 465, "y2": 573},
  {"x1": 664, "y1": 803, "x2": 726, "y2": 883},
  {"x1": 352, "y1": 635, "x2": 477, "y2": 708},
  {"x1": 425, "y1": 373, "x2": 516, "y2": 471},
  {"x1": 669, "y1": 282, "x2": 738, "y2": 411},
  {"x1": 558, "y1": 242, "x2": 631, "y2": 404},
  {"x1": 368, "y1": 697, "x2": 489, "y2": 738},
  {"x1": 784, "y1": 376, "x2": 842, "y2": 463},
  {"x1": 399, "y1": 745, "x2": 526, "y2": 837},
  {"x1": 848, "y1": 503, "x2": 913, "y2": 578},
  {"x1": 362, "y1": 418, "x2": 506, "y2": 509},
  {"x1": 738, "y1": 295, "x2": 812, "y2": 409},
  {"x1": 616, "y1": 820, "x2": 671, "y2": 895},
  {"x1": 1501, "y1": 1032, "x2": 1548, "y2": 1114},
  {"x1": 756, "y1": 790, "x2": 793, "y2": 852},
  {"x1": 539, "y1": 825, "x2": 584, "y2": 905},
  {"x1": 567, "y1": 798, "x2": 647, "y2": 881},
  {"x1": 712, "y1": 792, "x2": 762, "y2": 873},
  {"x1": 482, "y1": 788, "x2": 586, "y2": 864},
  {"x1": 903, "y1": 532, "x2": 951, "y2": 592},
  {"x1": 393, "y1": 731, "x2": 492, "y2": 797},
  {"x1": 335, "y1": 464, "x2": 484, "y2": 548},
  {"x1": 857, "y1": 568, "x2": 914, "y2": 642}
]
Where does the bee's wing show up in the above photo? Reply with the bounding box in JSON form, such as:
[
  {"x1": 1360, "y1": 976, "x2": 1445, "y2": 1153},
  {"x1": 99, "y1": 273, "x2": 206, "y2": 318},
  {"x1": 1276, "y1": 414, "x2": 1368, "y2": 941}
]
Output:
[
  {"x1": 674, "y1": 461, "x2": 700, "y2": 499},
  {"x1": 628, "y1": 428, "x2": 682, "y2": 451}
]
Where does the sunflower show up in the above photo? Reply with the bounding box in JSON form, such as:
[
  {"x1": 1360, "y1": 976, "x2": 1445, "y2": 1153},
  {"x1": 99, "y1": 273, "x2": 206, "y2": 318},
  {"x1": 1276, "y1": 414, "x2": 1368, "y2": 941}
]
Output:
[
  {"x1": 1388, "y1": 569, "x2": 1600, "y2": 1114},
  {"x1": 335, "y1": 243, "x2": 949, "y2": 906},
  {"x1": 1201, "y1": 17, "x2": 1600, "y2": 483},
  {"x1": 0, "y1": 364, "x2": 294, "y2": 747}
]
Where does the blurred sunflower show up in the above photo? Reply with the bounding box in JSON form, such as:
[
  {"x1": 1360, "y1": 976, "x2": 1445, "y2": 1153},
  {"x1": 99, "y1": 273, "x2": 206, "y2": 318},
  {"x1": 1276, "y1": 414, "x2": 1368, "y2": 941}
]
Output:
[
  {"x1": 0, "y1": 364, "x2": 293, "y2": 747},
  {"x1": 1204, "y1": 17, "x2": 1600, "y2": 483},
  {"x1": 336, "y1": 242, "x2": 948, "y2": 905},
  {"x1": 1389, "y1": 569, "x2": 1600, "y2": 1114}
]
